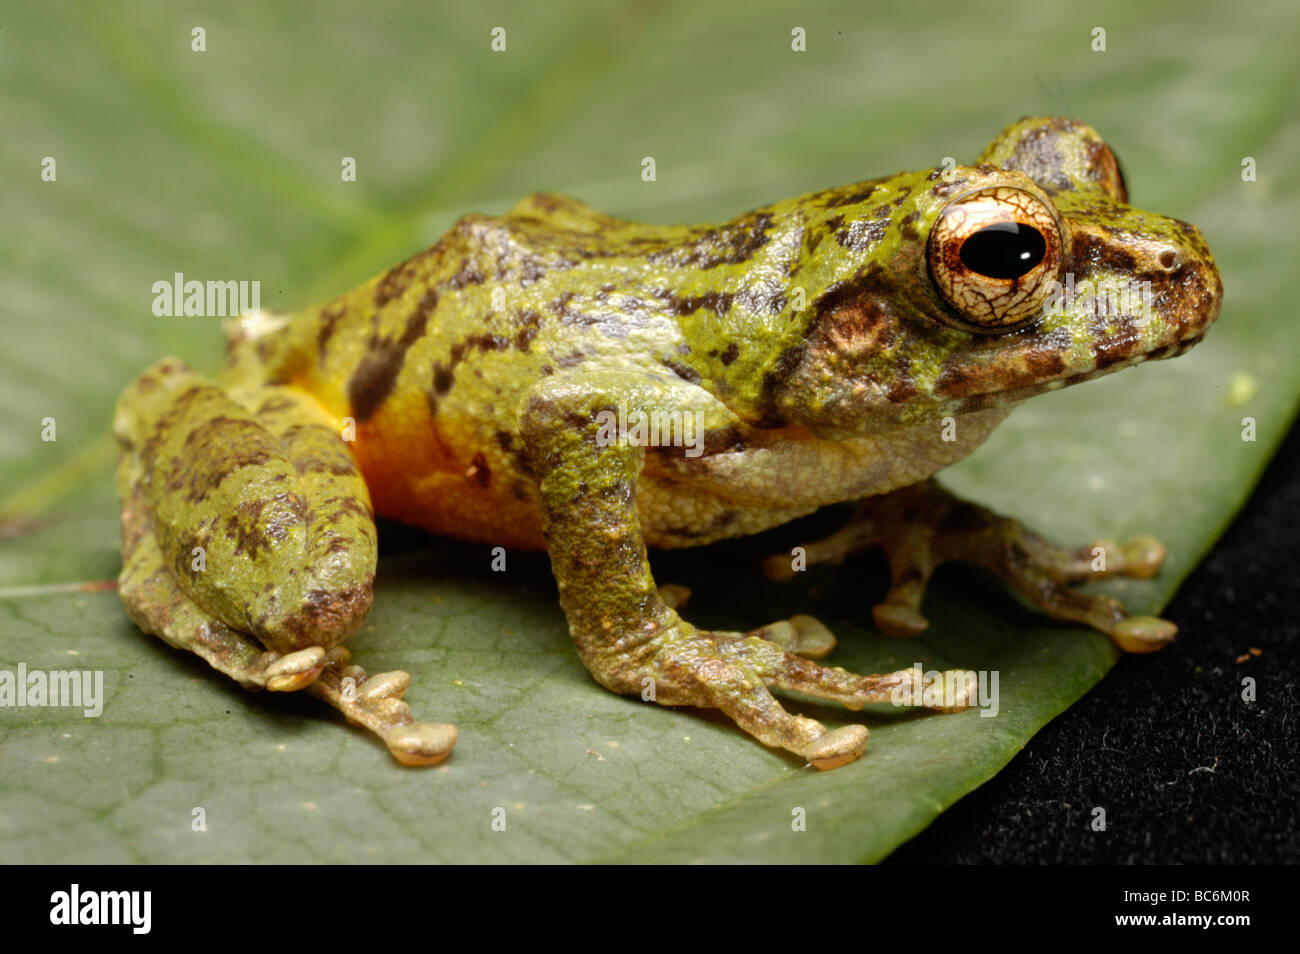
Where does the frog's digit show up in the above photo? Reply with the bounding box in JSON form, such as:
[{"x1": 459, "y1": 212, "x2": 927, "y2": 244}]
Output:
[{"x1": 114, "y1": 359, "x2": 456, "y2": 765}]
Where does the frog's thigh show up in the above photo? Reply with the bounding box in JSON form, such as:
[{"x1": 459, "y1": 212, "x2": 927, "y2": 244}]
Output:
[
  {"x1": 766, "y1": 480, "x2": 1175, "y2": 653},
  {"x1": 114, "y1": 359, "x2": 456, "y2": 765},
  {"x1": 118, "y1": 490, "x2": 327, "y2": 691}
]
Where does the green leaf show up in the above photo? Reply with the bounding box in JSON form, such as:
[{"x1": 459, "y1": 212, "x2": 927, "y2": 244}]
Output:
[{"x1": 1, "y1": 0, "x2": 1296, "y2": 863}]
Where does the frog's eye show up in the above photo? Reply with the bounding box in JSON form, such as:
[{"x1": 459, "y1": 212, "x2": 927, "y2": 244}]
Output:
[{"x1": 927, "y1": 186, "x2": 1063, "y2": 332}]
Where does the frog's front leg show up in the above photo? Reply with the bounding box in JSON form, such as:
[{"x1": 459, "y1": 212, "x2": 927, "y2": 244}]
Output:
[
  {"x1": 114, "y1": 359, "x2": 457, "y2": 765},
  {"x1": 520, "y1": 373, "x2": 973, "y2": 770},
  {"x1": 764, "y1": 480, "x2": 1176, "y2": 653}
]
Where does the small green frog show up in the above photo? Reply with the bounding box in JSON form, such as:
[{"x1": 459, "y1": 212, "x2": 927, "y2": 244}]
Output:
[{"x1": 115, "y1": 117, "x2": 1222, "y2": 769}]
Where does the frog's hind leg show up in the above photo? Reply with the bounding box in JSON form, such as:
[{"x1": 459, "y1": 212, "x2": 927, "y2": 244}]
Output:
[
  {"x1": 764, "y1": 480, "x2": 1176, "y2": 653},
  {"x1": 114, "y1": 359, "x2": 457, "y2": 765}
]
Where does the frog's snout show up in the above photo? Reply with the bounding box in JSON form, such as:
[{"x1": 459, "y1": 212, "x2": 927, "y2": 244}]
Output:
[
  {"x1": 1064, "y1": 213, "x2": 1223, "y2": 350},
  {"x1": 1149, "y1": 220, "x2": 1224, "y2": 344}
]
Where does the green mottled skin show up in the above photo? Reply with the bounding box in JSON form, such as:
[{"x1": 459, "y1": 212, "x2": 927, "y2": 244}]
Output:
[{"x1": 114, "y1": 118, "x2": 1223, "y2": 766}]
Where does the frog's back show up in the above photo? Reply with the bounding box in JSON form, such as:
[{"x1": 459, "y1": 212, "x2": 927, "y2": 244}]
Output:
[
  {"x1": 218, "y1": 187, "x2": 867, "y2": 549},
  {"x1": 220, "y1": 195, "x2": 713, "y2": 548}
]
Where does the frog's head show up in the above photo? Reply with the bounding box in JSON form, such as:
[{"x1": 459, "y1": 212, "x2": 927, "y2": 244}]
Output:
[{"x1": 768, "y1": 117, "x2": 1223, "y2": 437}]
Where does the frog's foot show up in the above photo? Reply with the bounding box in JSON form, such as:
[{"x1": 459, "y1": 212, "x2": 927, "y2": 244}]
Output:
[
  {"x1": 763, "y1": 480, "x2": 1175, "y2": 653},
  {"x1": 306, "y1": 647, "x2": 458, "y2": 766},
  {"x1": 114, "y1": 359, "x2": 457, "y2": 765},
  {"x1": 602, "y1": 624, "x2": 973, "y2": 770}
]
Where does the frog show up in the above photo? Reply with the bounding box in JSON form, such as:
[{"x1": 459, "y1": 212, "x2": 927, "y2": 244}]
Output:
[{"x1": 113, "y1": 117, "x2": 1223, "y2": 770}]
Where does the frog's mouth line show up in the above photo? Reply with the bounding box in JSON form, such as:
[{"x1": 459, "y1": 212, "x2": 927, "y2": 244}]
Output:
[{"x1": 954, "y1": 332, "x2": 1207, "y2": 414}]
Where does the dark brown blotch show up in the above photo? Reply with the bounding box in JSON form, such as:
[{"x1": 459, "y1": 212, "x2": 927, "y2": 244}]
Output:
[
  {"x1": 648, "y1": 212, "x2": 775, "y2": 270},
  {"x1": 821, "y1": 185, "x2": 878, "y2": 209},
  {"x1": 428, "y1": 332, "x2": 511, "y2": 403},
  {"x1": 172, "y1": 416, "x2": 276, "y2": 504},
  {"x1": 662, "y1": 358, "x2": 701, "y2": 384},
  {"x1": 316, "y1": 304, "x2": 346, "y2": 361},
  {"x1": 346, "y1": 297, "x2": 435, "y2": 421}
]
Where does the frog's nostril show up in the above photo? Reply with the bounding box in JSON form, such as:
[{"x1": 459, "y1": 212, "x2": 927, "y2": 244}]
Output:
[{"x1": 1157, "y1": 249, "x2": 1180, "y2": 272}]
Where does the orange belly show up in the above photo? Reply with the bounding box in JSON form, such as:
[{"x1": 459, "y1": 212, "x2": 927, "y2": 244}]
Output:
[{"x1": 346, "y1": 387, "x2": 548, "y2": 550}]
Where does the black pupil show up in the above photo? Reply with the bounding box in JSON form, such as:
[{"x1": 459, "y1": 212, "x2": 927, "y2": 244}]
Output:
[{"x1": 959, "y1": 223, "x2": 1046, "y2": 280}]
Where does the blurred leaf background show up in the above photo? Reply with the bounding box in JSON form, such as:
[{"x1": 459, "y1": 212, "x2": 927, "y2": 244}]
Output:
[{"x1": 1, "y1": 0, "x2": 1296, "y2": 862}]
